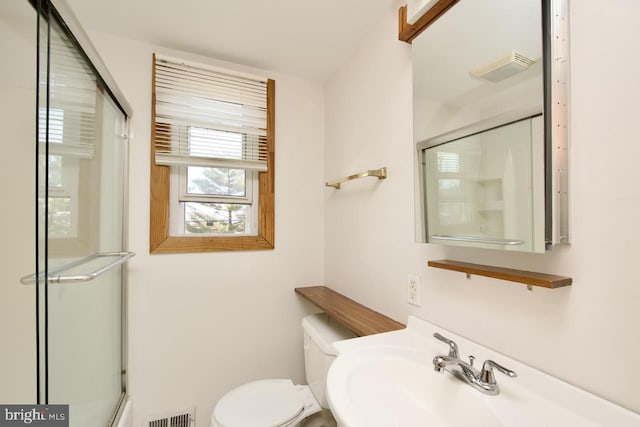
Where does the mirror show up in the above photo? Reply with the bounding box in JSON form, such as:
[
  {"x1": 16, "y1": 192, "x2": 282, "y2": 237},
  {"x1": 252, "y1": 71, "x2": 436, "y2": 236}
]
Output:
[{"x1": 412, "y1": 0, "x2": 569, "y2": 252}]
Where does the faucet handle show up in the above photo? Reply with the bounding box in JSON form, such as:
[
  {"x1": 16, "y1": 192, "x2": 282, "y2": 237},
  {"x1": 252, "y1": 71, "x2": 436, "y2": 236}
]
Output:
[
  {"x1": 433, "y1": 332, "x2": 459, "y2": 358},
  {"x1": 480, "y1": 360, "x2": 517, "y2": 384}
]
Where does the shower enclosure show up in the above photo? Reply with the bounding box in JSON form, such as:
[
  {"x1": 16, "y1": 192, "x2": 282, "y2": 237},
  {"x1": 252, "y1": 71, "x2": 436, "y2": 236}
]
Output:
[{"x1": 0, "y1": 1, "x2": 132, "y2": 425}]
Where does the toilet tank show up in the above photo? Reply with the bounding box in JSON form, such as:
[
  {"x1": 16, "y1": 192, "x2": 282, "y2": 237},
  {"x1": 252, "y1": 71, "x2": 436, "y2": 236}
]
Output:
[{"x1": 301, "y1": 313, "x2": 356, "y2": 408}]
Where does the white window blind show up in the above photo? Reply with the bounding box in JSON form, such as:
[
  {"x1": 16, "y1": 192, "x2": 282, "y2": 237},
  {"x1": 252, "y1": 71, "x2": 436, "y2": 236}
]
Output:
[{"x1": 153, "y1": 55, "x2": 268, "y2": 171}]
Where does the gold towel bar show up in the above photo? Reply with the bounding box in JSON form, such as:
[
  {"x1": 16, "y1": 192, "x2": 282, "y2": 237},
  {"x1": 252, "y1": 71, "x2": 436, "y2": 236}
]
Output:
[{"x1": 325, "y1": 167, "x2": 387, "y2": 189}]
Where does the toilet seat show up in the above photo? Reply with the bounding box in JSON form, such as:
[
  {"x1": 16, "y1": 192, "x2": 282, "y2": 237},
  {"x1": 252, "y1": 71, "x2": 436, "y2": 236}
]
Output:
[{"x1": 212, "y1": 379, "x2": 321, "y2": 427}]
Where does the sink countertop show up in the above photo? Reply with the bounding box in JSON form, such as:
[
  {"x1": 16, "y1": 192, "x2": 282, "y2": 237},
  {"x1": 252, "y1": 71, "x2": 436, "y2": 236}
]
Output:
[{"x1": 327, "y1": 316, "x2": 640, "y2": 427}]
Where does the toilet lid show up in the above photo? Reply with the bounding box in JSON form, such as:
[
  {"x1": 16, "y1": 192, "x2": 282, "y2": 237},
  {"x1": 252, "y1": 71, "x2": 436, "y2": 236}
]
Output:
[{"x1": 214, "y1": 379, "x2": 304, "y2": 427}]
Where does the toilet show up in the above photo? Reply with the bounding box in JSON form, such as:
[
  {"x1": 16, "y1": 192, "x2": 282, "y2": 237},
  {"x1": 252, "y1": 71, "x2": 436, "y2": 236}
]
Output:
[{"x1": 210, "y1": 313, "x2": 356, "y2": 427}]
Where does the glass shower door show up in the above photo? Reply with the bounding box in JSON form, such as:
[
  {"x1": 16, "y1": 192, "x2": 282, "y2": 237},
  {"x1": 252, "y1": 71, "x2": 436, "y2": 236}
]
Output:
[
  {"x1": 38, "y1": 3, "x2": 130, "y2": 425},
  {"x1": 1, "y1": 2, "x2": 130, "y2": 425}
]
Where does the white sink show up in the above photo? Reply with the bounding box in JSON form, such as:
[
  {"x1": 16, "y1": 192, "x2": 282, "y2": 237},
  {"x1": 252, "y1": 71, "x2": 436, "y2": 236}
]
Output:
[{"x1": 326, "y1": 316, "x2": 640, "y2": 427}]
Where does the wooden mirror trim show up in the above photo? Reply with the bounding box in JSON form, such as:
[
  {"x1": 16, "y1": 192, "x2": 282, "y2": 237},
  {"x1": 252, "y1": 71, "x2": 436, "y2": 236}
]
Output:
[{"x1": 398, "y1": 0, "x2": 460, "y2": 44}]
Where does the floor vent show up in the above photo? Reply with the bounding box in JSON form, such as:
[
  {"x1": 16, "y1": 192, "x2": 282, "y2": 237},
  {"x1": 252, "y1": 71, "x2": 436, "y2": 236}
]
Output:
[{"x1": 144, "y1": 408, "x2": 195, "y2": 427}]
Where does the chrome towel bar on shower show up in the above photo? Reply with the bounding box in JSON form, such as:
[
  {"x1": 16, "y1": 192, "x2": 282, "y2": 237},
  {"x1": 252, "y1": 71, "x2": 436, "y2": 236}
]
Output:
[
  {"x1": 20, "y1": 251, "x2": 135, "y2": 284},
  {"x1": 325, "y1": 167, "x2": 387, "y2": 189}
]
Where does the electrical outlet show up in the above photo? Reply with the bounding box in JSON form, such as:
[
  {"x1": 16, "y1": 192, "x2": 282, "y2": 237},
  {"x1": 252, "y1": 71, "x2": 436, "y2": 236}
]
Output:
[{"x1": 407, "y1": 274, "x2": 421, "y2": 306}]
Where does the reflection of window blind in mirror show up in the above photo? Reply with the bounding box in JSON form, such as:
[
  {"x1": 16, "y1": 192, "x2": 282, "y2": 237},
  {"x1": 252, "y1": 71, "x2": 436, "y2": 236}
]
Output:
[
  {"x1": 436, "y1": 151, "x2": 459, "y2": 173},
  {"x1": 42, "y1": 27, "x2": 96, "y2": 159}
]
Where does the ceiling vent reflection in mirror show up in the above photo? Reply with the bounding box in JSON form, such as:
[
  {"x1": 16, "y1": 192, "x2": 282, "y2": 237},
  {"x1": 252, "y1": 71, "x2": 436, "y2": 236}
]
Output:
[{"x1": 470, "y1": 51, "x2": 537, "y2": 82}]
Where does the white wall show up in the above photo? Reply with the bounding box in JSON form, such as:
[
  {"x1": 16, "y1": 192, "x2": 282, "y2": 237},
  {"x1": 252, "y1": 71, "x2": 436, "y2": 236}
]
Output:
[
  {"x1": 85, "y1": 32, "x2": 325, "y2": 426},
  {"x1": 324, "y1": 0, "x2": 640, "y2": 415},
  {"x1": 0, "y1": 2, "x2": 37, "y2": 403}
]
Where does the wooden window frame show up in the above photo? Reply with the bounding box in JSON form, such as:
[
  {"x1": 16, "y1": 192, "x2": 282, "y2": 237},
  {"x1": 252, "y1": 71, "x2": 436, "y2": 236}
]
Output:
[{"x1": 149, "y1": 63, "x2": 275, "y2": 254}]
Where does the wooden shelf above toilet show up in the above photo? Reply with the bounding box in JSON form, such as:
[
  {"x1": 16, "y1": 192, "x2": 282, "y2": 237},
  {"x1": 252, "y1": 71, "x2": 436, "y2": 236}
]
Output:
[{"x1": 295, "y1": 286, "x2": 405, "y2": 336}]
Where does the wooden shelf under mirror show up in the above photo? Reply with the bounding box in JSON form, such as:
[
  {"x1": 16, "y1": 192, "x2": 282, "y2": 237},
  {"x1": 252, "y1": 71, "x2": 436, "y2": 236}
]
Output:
[
  {"x1": 295, "y1": 286, "x2": 405, "y2": 336},
  {"x1": 428, "y1": 260, "x2": 572, "y2": 289}
]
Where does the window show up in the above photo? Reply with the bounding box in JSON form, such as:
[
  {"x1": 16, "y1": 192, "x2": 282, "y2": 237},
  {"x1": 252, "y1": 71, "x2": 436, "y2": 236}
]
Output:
[
  {"x1": 150, "y1": 54, "x2": 275, "y2": 253},
  {"x1": 169, "y1": 127, "x2": 258, "y2": 236}
]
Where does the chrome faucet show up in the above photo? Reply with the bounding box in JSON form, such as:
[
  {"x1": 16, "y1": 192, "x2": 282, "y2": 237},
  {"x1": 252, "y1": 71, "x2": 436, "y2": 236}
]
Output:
[{"x1": 432, "y1": 333, "x2": 517, "y2": 395}]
